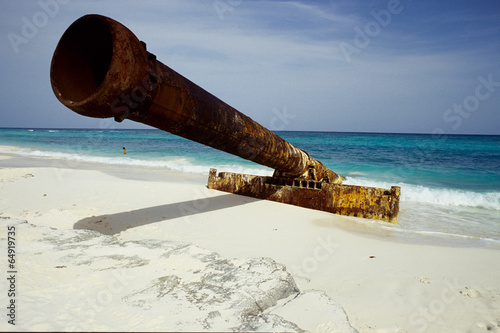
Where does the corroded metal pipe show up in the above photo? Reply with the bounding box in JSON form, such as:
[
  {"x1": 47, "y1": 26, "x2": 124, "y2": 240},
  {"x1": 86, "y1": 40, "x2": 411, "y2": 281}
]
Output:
[
  {"x1": 50, "y1": 14, "x2": 342, "y2": 184},
  {"x1": 208, "y1": 169, "x2": 400, "y2": 223}
]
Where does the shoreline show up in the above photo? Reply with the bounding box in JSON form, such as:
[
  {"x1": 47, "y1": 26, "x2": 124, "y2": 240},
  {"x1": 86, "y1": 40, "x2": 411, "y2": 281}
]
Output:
[
  {"x1": 2, "y1": 151, "x2": 499, "y2": 248},
  {"x1": 1, "y1": 153, "x2": 500, "y2": 331}
]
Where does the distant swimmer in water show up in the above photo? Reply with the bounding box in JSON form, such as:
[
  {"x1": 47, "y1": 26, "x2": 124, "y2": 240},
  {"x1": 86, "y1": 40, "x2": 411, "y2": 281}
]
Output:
[{"x1": 123, "y1": 147, "x2": 127, "y2": 154}]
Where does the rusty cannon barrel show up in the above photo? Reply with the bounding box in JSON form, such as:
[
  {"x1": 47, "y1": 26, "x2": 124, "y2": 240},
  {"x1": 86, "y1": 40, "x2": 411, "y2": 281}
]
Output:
[
  {"x1": 50, "y1": 14, "x2": 342, "y2": 184},
  {"x1": 50, "y1": 14, "x2": 401, "y2": 223}
]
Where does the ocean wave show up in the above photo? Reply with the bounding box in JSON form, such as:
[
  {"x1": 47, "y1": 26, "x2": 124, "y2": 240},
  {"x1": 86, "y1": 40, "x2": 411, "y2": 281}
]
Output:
[
  {"x1": 384, "y1": 224, "x2": 500, "y2": 246},
  {"x1": 343, "y1": 176, "x2": 500, "y2": 211},
  {"x1": 0, "y1": 145, "x2": 273, "y2": 177},
  {"x1": 346, "y1": 171, "x2": 368, "y2": 176},
  {"x1": 2, "y1": 144, "x2": 498, "y2": 211}
]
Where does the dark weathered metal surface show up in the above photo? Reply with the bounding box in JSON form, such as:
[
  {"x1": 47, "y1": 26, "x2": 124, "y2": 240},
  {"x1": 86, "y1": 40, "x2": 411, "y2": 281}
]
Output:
[
  {"x1": 50, "y1": 14, "x2": 401, "y2": 223},
  {"x1": 208, "y1": 169, "x2": 400, "y2": 223},
  {"x1": 50, "y1": 14, "x2": 342, "y2": 184}
]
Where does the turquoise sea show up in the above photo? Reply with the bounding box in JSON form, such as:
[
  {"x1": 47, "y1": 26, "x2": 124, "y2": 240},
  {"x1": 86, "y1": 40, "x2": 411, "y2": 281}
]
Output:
[{"x1": 1, "y1": 128, "x2": 499, "y2": 246}]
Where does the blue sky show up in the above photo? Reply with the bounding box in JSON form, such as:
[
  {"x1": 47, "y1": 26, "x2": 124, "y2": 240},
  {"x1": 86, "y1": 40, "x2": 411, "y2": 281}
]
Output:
[{"x1": 0, "y1": 0, "x2": 499, "y2": 134}]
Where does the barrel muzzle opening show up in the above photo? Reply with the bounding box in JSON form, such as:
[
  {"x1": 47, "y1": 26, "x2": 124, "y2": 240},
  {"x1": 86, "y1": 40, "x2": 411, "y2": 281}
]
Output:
[
  {"x1": 50, "y1": 16, "x2": 113, "y2": 106},
  {"x1": 50, "y1": 14, "x2": 399, "y2": 223}
]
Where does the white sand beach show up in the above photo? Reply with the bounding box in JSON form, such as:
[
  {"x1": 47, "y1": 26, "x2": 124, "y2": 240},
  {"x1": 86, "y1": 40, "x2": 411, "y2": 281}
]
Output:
[{"x1": 1, "y1": 153, "x2": 500, "y2": 332}]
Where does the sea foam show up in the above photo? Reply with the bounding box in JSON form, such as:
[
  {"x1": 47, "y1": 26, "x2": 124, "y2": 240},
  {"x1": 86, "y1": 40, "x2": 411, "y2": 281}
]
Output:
[
  {"x1": 1, "y1": 145, "x2": 273, "y2": 177},
  {"x1": 2, "y1": 144, "x2": 499, "y2": 211},
  {"x1": 343, "y1": 176, "x2": 500, "y2": 211}
]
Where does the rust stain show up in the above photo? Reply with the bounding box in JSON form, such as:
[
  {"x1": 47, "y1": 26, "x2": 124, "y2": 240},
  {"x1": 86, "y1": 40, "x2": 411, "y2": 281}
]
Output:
[
  {"x1": 49, "y1": 14, "x2": 342, "y2": 184},
  {"x1": 50, "y1": 14, "x2": 400, "y2": 223},
  {"x1": 208, "y1": 169, "x2": 400, "y2": 223}
]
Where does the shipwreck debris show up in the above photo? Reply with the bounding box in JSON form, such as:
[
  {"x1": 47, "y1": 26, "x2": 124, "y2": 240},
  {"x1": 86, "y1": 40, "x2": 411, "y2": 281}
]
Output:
[{"x1": 50, "y1": 14, "x2": 400, "y2": 223}]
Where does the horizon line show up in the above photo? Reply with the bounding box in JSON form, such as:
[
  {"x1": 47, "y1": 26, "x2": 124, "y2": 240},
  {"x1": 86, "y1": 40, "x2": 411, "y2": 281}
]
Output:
[{"x1": 1, "y1": 127, "x2": 499, "y2": 137}]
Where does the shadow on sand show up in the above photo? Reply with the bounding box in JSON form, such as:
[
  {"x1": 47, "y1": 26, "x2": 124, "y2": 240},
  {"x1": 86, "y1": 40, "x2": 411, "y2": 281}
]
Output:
[{"x1": 74, "y1": 193, "x2": 254, "y2": 235}]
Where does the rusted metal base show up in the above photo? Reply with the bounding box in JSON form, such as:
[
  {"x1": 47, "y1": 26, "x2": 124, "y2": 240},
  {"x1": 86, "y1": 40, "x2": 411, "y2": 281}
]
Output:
[{"x1": 207, "y1": 169, "x2": 400, "y2": 223}]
